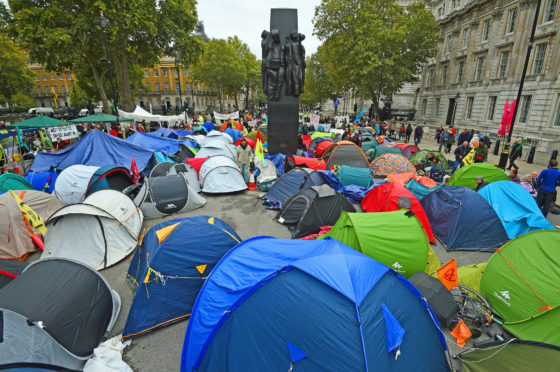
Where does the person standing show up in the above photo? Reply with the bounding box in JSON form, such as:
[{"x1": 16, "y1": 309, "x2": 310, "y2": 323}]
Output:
[
  {"x1": 536, "y1": 159, "x2": 560, "y2": 217},
  {"x1": 236, "y1": 138, "x2": 252, "y2": 183},
  {"x1": 405, "y1": 123, "x2": 412, "y2": 142},
  {"x1": 439, "y1": 129, "x2": 449, "y2": 152},
  {"x1": 507, "y1": 138, "x2": 523, "y2": 170},
  {"x1": 413, "y1": 125, "x2": 423, "y2": 146},
  {"x1": 435, "y1": 125, "x2": 443, "y2": 144},
  {"x1": 399, "y1": 124, "x2": 406, "y2": 141},
  {"x1": 474, "y1": 140, "x2": 488, "y2": 163},
  {"x1": 453, "y1": 141, "x2": 469, "y2": 173}
]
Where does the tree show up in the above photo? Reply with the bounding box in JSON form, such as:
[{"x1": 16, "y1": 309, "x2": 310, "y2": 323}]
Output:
[
  {"x1": 190, "y1": 38, "x2": 245, "y2": 112},
  {"x1": 228, "y1": 36, "x2": 260, "y2": 111},
  {"x1": 0, "y1": 34, "x2": 35, "y2": 111},
  {"x1": 9, "y1": 0, "x2": 202, "y2": 111},
  {"x1": 313, "y1": 0, "x2": 439, "y2": 119},
  {"x1": 300, "y1": 47, "x2": 339, "y2": 109},
  {"x1": 10, "y1": 91, "x2": 35, "y2": 111}
]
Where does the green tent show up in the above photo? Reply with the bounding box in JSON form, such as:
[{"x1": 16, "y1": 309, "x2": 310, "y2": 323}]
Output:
[
  {"x1": 459, "y1": 340, "x2": 560, "y2": 372},
  {"x1": 0, "y1": 173, "x2": 34, "y2": 194},
  {"x1": 479, "y1": 230, "x2": 560, "y2": 346},
  {"x1": 247, "y1": 129, "x2": 268, "y2": 143},
  {"x1": 310, "y1": 131, "x2": 335, "y2": 140},
  {"x1": 9, "y1": 116, "x2": 71, "y2": 129},
  {"x1": 373, "y1": 146, "x2": 403, "y2": 159},
  {"x1": 448, "y1": 163, "x2": 509, "y2": 189},
  {"x1": 69, "y1": 113, "x2": 132, "y2": 123},
  {"x1": 361, "y1": 140, "x2": 377, "y2": 153},
  {"x1": 409, "y1": 149, "x2": 449, "y2": 169},
  {"x1": 320, "y1": 210, "x2": 430, "y2": 278}
]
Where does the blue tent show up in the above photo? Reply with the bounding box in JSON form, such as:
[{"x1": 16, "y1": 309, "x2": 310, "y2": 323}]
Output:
[
  {"x1": 84, "y1": 165, "x2": 134, "y2": 197},
  {"x1": 478, "y1": 181, "x2": 554, "y2": 239},
  {"x1": 25, "y1": 169, "x2": 59, "y2": 193},
  {"x1": 126, "y1": 132, "x2": 194, "y2": 156},
  {"x1": 421, "y1": 186, "x2": 509, "y2": 251},
  {"x1": 263, "y1": 168, "x2": 325, "y2": 207},
  {"x1": 224, "y1": 127, "x2": 241, "y2": 142},
  {"x1": 202, "y1": 122, "x2": 216, "y2": 133},
  {"x1": 30, "y1": 130, "x2": 154, "y2": 172},
  {"x1": 123, "y1": 216, "x2": 241, "y2": 339},
  {"x1": 405, "y1": 178, "x2": 441, "y2": 201},
  {"x1": 181, "y1": 237, "x2": 449, "y2": 372},
  {"x1": 336, "y1": 165, "x2": 373, "y2": 187}
]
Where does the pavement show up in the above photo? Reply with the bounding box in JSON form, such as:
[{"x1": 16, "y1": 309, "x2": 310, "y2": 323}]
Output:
[{"x1": 25, "y1": 154, "x2": 560, "y2": 371}]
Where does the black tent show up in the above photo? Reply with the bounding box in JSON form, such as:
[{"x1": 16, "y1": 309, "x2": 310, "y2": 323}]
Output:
[
  {"x1": 0, "y1": 258, "x2": 120, "y2": 370},
  {"x1": 0, "y1": 260, "x2": 27, "y2": 290},
  {"x1": 276, "y1": 184, "x2": 355, "y2": 238}
]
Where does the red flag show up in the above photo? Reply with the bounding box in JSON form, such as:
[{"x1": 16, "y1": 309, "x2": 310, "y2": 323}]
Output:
[
  {"x1": 506, "y1": 99, "x2": 517, "y2": 130},
  {"x1": 437, "y1": 259, "x2": 458, "y2": 290},
  {"x1": 498, "y1": 100, "x2": 510, "y2": 136},
  {"x1": 130, "y1": 157, "x2": 140, "y2": 184},
  {"x1": 256, "y1": 129, "x2": 263, "y2": 144}
]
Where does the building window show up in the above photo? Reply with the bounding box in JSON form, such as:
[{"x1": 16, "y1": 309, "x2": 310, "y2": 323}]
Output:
[
  {"x1": 184, "y1": 69, "x2": 189, "y2": 76},
  {"x1": 475, "y1": 57, "x2": 485, "y2": 81},
  {"x1": 466, "y1": 97, "x2": 474, "y2": 119},
  {"x1": 437, "y1": 7, "x2": 443, "y2": 17},
  {"x1": 59, "y1": 74, "x2": 64, "y2": 80},
  {"x1": 519, "y1": 95, "x2": 532, "y2": 123},
  {"x1": 162, "y1": 69, "x2": 168, "y2": 77},
  {"x1": 144, "y1": 70, "x2": 149, "y2": 77},
  {"x1": 544, "y1": 0, "x2": 556, "y2": 22},
  {"x1": 498, "y1": 51, "x2": 510, "y2": 78},
  {"x1": 457, "y1": 61, "x2": 465, "y2": 83},
  {"x1": 462, "y1": 27, "x2": 470, "y2": 49},
  {"x1": 421, "y1": 99, "x2": 427, "y2": 115},
  {"x1": 173, "y1": 69, "x2": 178, "y2": 77},
  {"x1": 435, "y1": 98, "x2": 441, "y2": 117},
  {"x1": 175, "y1": 82, "x2": 180, "y2": 93},
  {"x1": 186, "y1": 82, "x2": 190, "y2": 93},
  {"x1": 442, "y1": 65, "x2": 448, "y2": 85},
  {"x1": 554, "y1": 96, "x2": 560, "y2": 126},
  {"x1": 446, "y1": 36, "x2": 452, "y2": 54},
  {"x1": 42, "y1": 74, "x2": 47, "y2": 81},
  {"x1": 481, "y1": 20, "x2": 490, "y2": 42},
  {"x1": 52, "y1": 86, "x2": 58, "y2": 94},
  {"x1": 35, "y1": 75, "x2": 39, "y2": 81},
  {"x1": 50, "y1": 74, "x2": 55, "y2": 80},
  {"x1": 533, "y1": 43, "x2": 547, "y2": 74},
  {"x1": 153, "y1": 69, "x2": 159, "y2": 77},
  {"x1": 37, "y1": 87, "x2": 42, "y2": 96},
  {"x1": 155, "y1": 82, "x2": 160, "y2": 93},
  {"x1": 428, "y1": 68, "x2": 434, "y2": 85},
  {"x1": 164, "y1": 82, "x2": 169, "y2": 93},
  {"x1": 506, "y1": 8, "x2": 517, "y2": 34},
  {"x1": 487, "y1": 96, "x2": 497, "y2": 120},
  {"x1": 146, "y1": 83, "x2": 151, "y2": 92},
  {"x1": 61, "y1": 85, "x2": 66, "y2": 94}
]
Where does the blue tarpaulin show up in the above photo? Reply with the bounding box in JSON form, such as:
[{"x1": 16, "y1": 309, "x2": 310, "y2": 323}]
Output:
[
  {"x1": 264, "y1": 153, "x2": 286, "y2": 176},
  {"x1": 30, "y1": 130, "x2": 154, "y2": 172},
  {"x1": 127, "y1": 132, "x2": 195, "y2": 155}
]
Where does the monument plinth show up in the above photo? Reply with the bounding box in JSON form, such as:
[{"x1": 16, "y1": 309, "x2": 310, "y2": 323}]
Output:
[{"x1": 261, "y1": 8, "x2": 305, "y2": 154}]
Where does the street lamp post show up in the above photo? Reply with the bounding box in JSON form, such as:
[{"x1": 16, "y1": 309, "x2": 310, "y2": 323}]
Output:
[
  {"x1": 377, "y1": 52, "x2": 385, "y2": 121},
  {"x1": 498, "y1": 0, "x2": 542, "y2": 169},
  {"x1": 99, "y1": 11, "x2": 119, "y2": 125},
  {"x1": 175, "y1": 53, "x2": 183, "y2": 113}
]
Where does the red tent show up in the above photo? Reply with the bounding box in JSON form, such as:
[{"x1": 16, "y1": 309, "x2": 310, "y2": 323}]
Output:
[
  {"x1": 301, "y1": 135, "x2": 311, "y2": 151},
  {"x1": 185, "y1": 157, "x2": 208, "y2": 174},
  {"x1": 234, "y1": 137, "x2": 256, "y2": 149},
  {"x1": 361, "y1": 183, "x2": 435, "y2": 243},
  {"x1": 284, "y1": 155, "x2": 326, "y2": 172},
  {"x1": 393, "y1": 144, "x2": 421, "y2": 158},
  {"x1": 314, "y1": 141, "x2": 334, "y2": 157}
]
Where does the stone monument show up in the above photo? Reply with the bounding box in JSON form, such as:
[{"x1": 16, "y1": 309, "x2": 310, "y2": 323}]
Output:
[{"x1": 261, "y1": 8, "x2": 305, "y2": 154}]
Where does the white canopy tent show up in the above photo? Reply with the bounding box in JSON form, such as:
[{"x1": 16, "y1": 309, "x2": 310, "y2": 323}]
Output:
[{"x1": 119, "y1": 105, "x2": 187, "y2": 126}]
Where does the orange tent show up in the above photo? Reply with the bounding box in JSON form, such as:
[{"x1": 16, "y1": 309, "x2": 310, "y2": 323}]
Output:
[
  {"x1": 387, "y1": 172, "x2": 437, "y2": 188},
  {"x1": 220, "y1": 120, "x2": 243, "y2": 131}
]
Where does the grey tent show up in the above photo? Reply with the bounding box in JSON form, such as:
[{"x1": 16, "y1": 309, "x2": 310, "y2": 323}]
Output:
[
  {"x1": 201, "y1": 131, "x2": 233, "y2": 146},
  {"x1": 149, "y1": 161, "x2": 201, "y2": 193},
  {"x1": 134, "y1": 173, "x2": 206, "y2": 219},
  {"x1": 42, "y1": 190, "x2": 143, "y2": 270},
  {"x1": 0, "y1": 260, "x2": 27, "y2": 290},
  {"x1": 195, "y1": 142, "x2": 236, "y2": 160},
  {"x1": 199, "y1": 156, "x2": 247, "y2": 194},
  {"x1": 276, "y1": 184, "x2": 355, "y2": 238},
  {"x1": 0, "y1": 258, "x2": 120, "y2": 370}
]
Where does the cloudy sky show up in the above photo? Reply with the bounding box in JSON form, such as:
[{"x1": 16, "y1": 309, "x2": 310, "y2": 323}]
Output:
[{"x1": 1, "y1": 0, "x2": 323, "y2": 57}]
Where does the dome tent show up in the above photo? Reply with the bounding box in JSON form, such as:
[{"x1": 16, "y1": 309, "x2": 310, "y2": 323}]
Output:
[
  {"x1": 149, "y1": 161, "x2": 201, "y2": 193},
  {"x1": 195, "y1": 142, "x2": 236, "y2": 160},
  {"x1": 276, "y1": 184, "x2": 355, "y2": 238},
  {"x1": 321, "y1": 141, "x2": 369, "y2": 170},
  {"x1": 198, "y1": 156, "x2": 247, "y2": 194},
  {"x1": 370, "y1": 153, "x2": 416, "y2": 177},
  {"x1": 54, "y1": 164, "x2": 99, "y2": 204},
  {"x1": 0, "y1": 173, "x2": 34, "y2": 194},
  {"x1": 0, "y1": 260, "x2": 27, "y2": 290},
  {"x1": 393, "y1": 143, "x2": 421, "y2": 158},
  {"x1": 0, "y1": 258, "x2": 121, "y2": 370},
  {"x1": 420, "y1": 186, "x2": 509, "y2": 251},
  {"x1": 84, "y1": 164, "x2": 134, "y2": 197},
  {"x1": 321, "y1": 210, "x2": 430, "y2": 278},
  {"x1": 123, "y1": 216, "x2": 241, "y2": 339},
  {"x1": 0, "y1": 190, "x2": 64, "y2": 260},
  {"x1": 180, "y1": 237, "x2": 450, "y2": 372},
  {"x1": 42, "y1": 190, "x2": 143, "y2": 270},
  {"x1": 263, "y1": 168, "x2": 325, "y2": 206},
  {"x1": 448, "y1": 163, "x2": 508, "y2": 189}
]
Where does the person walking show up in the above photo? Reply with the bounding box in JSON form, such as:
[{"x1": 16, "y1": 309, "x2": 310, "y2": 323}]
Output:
[
  {"x1": 413, "y1": 125, "x2": 423, "y2": 146},
  {"x1": 236, "y1": 138, "x2": 252, "y2": 183},
  {"x1": 536, "y1": 159, "x2": 560, "y2": 217},
  {"x1": 405, "y1": 123, "x2": 412, "y2": 142},
  {"x1": 445, "y1": 129, "x2": 455, "y2": 153},
  {"x1": 399, "y1": 124, "x2": 406, "y2": 141},
  {"x1": 453, "y1": 141, "x2": 469, "y2": 173},
  {"x1": 435, "y1": 125, "x2": 443, "y2": 144},
  {"x1": 458, "y1": 129, "x2": 470, "y2": 145},
  {"x1": 507, "y1": 138, "x2": 523, "y2": 170}
]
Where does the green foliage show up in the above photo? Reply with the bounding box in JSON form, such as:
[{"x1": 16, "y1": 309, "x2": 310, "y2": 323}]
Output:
[
  {"x1": 300, "y1": 46, "x2": 339, "y2": 107},
  {"x1": 313, "y1": 0, "x2": 439, "y2": 117},
  {"x1": 10, "y1": 91, "x2": 35, "y2": 111},
  {"x1": 69, "y1": 82, "x2": 90, "y2": 108},
  {"x1": 9, "y1": 0, "x2": 201, "y2": 110},
  {"x1": 0, "y1": 34, "x2": 35, "y2": 109}
]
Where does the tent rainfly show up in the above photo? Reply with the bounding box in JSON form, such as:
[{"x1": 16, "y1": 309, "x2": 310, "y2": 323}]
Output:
[{"x1": 198, "y1": 156, "x2": 247, "y2": 194}]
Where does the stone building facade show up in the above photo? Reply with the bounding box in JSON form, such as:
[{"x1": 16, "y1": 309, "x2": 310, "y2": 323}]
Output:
[{"x1": 416, "y1": 0, "x2": 560, "y2": 162}]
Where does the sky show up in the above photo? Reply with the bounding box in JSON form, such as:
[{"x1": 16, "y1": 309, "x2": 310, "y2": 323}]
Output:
[{"x1": 1, "y1": 0, "x2": 323, "y2": 57}]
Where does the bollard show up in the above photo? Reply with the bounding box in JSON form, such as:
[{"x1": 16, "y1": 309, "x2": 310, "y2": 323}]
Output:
[
  {"x1": 527, "y1": 146, "x2": 536, "y2": 164},
  {"x1": 493, "y1": 139, "x2": 501, "y2": 156}
]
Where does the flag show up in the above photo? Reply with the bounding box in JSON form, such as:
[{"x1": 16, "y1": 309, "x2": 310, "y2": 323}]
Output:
[
  {"x1": 255, "y1": 130, "x2": 264, "y2": 162},
  {"x1": 334, "y1": 98, "x2": 340, "y2": 109},
  {"x1": 354, "y1": 106, "x2": 365, "y2": 123},
  {"x1": 437, "y1": 258, "x2": 458, "y2": 290},
  {"x1": 506, "y1": 99, "x2": 517, "y2": 128},
  {"x1": 450, "y1": 319, "x2": 472, "y2": 347},
  {"x1": 130, "y1": 157, "x2": 140, "y2": 184},
  {"x1": 9, "y1": 190, "x2": 47, "y2": 236},
  {"x1": 51, "y1": 87, "x2": 58, "y2": 108},
  {"x1": 462, "y1": 147, "x2": 475, "y2": 166}
]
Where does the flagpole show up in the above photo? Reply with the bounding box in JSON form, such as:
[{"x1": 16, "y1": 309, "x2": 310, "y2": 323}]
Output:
[{"x1": 498, "y1": 0, "x2": 542, "y2": 169}]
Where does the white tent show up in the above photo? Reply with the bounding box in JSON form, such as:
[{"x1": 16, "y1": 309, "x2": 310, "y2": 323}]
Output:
[
  {"x1": 199, "y1": 156, "x2": 247, "y2": 194},
  {"x1": 119, "y1": 105, "x2": 187, "y2": 126},
  {"x1": 195, "y1": 143, "x2": 236, "y2": 160},
  {"x1": 201, "y1": 131, "x2": 233, "y2": 145},
  {"x1": 42, "y1": 190, "x2": 143, "y2": 270},
  {"x1": 54, "y1": 165, "x2": 99, "y2": 204}
]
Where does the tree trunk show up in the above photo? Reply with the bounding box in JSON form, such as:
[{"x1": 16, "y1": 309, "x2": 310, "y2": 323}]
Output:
[
  {"x1": 234, "y1": 93, "x2": 239, "y2": 111},
  {"x1": 117, "y1": 50, "x2": 133, "y2": 111},
  {"x1": 219, "y1": 86, "x2": 223, "y2": 112},
  {"x1": 91, "y1": 63, "x2": 111, "y2": 113}
]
